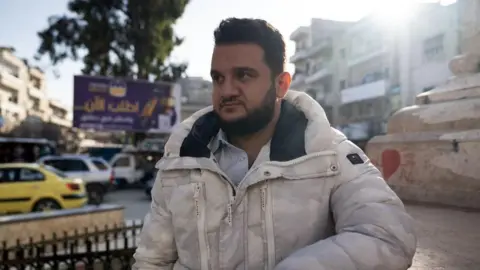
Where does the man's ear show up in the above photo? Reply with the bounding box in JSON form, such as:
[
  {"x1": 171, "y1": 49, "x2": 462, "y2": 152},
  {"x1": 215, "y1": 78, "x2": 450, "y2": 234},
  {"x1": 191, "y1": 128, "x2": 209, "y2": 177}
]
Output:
[{"x1": 275, "y1": 72, "x2": 291, "y2": 98}]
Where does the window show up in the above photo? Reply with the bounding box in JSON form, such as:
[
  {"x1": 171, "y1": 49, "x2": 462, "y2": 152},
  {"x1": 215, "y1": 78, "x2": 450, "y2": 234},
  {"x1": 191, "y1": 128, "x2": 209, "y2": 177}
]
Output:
[
  {"x1": 0, "y1": 168, "x2": 16, "y2": 183},
  {"x1": 43, "y1": 159, "x2": 90, "y2": 172},
  {"x1": 31, "y1": 98, "x2": 41, "y2": 111},
  {"x1": 8, "y1": 94, "x2": 18, "y2": 104},
  {"x1": 43, "y1": 165, "x2": 68, "y2": 178},
  {"x1": 340, "y1": 105, "x2": 353, "y2": 119},
  {"x1": 92, "y1": 159, "x2": 109, "y2": 171},
  {"x1": 113, "y1": 157, "x2": 130, "y2": 168},
  {"x1": 424, "y1": 34, "x2": 444, "y2": 61},
  {"x1": 0, "y1": 168, "x2": 44, "y2": 183},
  {"x1": 19, "y1": 168, "x2": 45, "y2": 181}
]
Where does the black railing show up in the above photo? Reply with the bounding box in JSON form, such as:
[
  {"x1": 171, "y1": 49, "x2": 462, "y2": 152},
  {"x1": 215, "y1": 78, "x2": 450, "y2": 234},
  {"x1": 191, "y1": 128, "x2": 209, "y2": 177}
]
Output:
[{"x1": 1, "y1": 220, "x2": 143, "y2": 270}]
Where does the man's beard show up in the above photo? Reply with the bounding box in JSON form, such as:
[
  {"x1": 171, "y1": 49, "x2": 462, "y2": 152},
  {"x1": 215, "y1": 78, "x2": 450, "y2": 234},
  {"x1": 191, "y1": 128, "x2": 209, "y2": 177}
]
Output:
[{"x1": 217, "y1": 86, "x2": 276, "y2": 137}]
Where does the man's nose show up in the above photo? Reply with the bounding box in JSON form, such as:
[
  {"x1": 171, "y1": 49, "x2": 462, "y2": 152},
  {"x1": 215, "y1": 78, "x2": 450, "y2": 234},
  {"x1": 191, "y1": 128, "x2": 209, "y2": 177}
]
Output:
[{"x1": 219, "y1": 77, "x2": 240, "y2": 96}]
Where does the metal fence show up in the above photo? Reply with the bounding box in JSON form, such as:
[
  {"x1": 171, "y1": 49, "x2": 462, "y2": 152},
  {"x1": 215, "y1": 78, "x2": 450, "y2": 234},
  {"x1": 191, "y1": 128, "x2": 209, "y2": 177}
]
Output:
[{"x1": 1, "y1": 220, "x2": 143, "y2": 270}]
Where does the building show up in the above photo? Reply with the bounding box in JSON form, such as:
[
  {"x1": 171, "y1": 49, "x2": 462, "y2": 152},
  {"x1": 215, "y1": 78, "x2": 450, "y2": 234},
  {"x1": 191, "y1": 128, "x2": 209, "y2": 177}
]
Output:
[
  {"x1": 336, "y1": 16, "x2": 399, "y2": 142},
  {"x1": 289, "y1": 19, "x2": 353, "y2": 122},
  {"x1": 0, "y1": 47, "x2": 72, "y2": 135},
  {"x1": 178, "y1": 76, "x2": 212, "y2": 120},
  {"x1": 398, "y1": 3, "x2": 459, "y2": 106},
  {"x1": 289, "y1": 2, "x2": 459, "y2": 142}
]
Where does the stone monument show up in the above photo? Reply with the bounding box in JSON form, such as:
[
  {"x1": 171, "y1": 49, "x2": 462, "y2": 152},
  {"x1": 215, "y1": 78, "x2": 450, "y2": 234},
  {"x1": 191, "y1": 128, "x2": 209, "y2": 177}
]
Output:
[{"x1": 366, "y1": 0, "x2": 480, "y2": 209}]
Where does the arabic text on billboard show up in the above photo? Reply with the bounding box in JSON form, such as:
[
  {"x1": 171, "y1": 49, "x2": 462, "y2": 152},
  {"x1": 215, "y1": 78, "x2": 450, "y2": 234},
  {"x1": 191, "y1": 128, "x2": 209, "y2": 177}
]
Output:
[{"x1": 73, "y1": 75, "x2": 181, "y2": 132}]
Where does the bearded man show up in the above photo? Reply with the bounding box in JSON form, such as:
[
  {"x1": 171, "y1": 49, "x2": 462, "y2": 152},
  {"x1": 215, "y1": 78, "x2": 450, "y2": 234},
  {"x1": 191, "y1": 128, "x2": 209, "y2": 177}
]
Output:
[{"x1": 133, "y1": 17, "x2": 417, "y2": 270}]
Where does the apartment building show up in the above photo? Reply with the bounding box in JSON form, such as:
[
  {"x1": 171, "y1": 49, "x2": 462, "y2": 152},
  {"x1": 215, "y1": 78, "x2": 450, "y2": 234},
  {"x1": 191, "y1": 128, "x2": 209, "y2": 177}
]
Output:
[
  {"x1": 336, "y1": 16, "x2": 399, "y2": 141},
  {"x1": 398, "y1": 3, "x2": 459, "y2": 106},
  {"x1": 289, "y1": 19, "x2": 353, "y2": 122},
  {"x1": 0, "y1": 47, "x2": 71, "y2": 133},
  {"x1": 289, "y1": 2, "x2": 458, "y2": 141}
]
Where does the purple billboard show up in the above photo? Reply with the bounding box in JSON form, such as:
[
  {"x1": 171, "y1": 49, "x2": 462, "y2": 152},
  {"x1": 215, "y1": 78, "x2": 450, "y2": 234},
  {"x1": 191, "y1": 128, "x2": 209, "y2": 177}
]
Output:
[{"x1": 73, "y1": 75, "x2": 181, "y2": 132}]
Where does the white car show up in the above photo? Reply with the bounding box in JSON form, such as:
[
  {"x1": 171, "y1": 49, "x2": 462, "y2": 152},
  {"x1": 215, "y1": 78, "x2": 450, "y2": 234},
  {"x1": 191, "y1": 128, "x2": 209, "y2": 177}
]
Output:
[
  {"x1": 37, "y1": 155, "x2": 114, "y2": 204},
  {"x1": 110, "y1": 153, "x2": 146, "y2": 187}
]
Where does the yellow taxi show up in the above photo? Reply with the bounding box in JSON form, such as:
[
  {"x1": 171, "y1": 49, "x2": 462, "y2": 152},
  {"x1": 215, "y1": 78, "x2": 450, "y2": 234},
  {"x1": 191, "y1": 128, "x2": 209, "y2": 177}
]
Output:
[{"x1": 0, "y1": 163, "x2": 87, "y2": 214}]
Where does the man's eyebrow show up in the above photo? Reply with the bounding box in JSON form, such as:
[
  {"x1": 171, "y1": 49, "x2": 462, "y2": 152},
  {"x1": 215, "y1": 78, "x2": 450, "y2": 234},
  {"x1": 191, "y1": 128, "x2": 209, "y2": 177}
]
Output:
[
  {"x1": 210, "y1": 70, "x2": 220, "y2": 77},
  {"x1": 234, "y1": 66, "x2": 256, "y2": 71},
  {"x1": 233, "y1": 67, "x2": 259, "y2": 76},
  {"x1": 210, "y1": 67, "x2": 258, "y2": 77}
]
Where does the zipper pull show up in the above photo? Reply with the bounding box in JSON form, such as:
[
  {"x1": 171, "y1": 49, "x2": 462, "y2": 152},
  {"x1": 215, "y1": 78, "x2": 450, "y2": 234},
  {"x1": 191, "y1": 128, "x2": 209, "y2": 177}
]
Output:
[
  {"x1": 194, "y1": 183, "x2": 201, "y2": 217},
  {"x1": 227, "y1": 201, "x2": 233, "y2": 226},
  {"x1": 261, "y1": 187, "x2": 266, "y2": 211}
]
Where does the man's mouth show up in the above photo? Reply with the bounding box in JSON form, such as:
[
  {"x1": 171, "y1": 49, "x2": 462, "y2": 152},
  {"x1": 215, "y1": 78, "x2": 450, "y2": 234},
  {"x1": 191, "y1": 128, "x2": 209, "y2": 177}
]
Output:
[{"x1": 221, "y1": 102, "x2": 243, "y2": 109}]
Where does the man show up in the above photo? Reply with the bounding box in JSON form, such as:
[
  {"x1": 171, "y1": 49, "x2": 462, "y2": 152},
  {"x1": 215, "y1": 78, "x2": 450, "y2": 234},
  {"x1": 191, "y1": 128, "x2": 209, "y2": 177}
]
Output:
[{"x1": 133, "y1": 18, "x2": 417, "y2": 270}]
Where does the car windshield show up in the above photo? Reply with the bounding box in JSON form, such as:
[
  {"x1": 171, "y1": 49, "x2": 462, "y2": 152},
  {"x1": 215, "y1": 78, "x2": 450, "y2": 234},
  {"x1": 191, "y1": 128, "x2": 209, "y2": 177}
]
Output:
[
  {"x1": 43, "y1": 165, "x2": 68, "y2": 179},
  {"x1": 91, "y1": 158, "x2": 110, "y2": 171}
]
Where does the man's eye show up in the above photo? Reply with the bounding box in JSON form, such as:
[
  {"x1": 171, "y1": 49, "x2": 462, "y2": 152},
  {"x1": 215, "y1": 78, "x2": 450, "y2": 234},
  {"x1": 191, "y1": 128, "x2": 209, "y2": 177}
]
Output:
[
  {"x1": 237, "y1": 71, "x2": 252, "y2": 81},
  {"x1": 212, "y1": 75, "x2": 224, "y2": 84}
]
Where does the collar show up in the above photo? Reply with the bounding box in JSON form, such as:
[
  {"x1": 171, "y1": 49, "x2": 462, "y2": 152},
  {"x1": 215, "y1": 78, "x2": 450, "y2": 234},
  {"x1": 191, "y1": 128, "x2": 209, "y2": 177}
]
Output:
[
  {"x1": 165, "y1": 91, "x2": 335, "y2": 161},
  {"x1": 209, "y1": 130, "x2": 229, "y2": 154},
  {"x1": 180, "y1": 100, "x2": 308, "y2": 161}
]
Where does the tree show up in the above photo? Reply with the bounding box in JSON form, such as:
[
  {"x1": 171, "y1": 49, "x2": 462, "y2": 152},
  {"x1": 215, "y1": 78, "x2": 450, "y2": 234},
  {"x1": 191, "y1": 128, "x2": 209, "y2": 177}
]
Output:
[{"x1": 35, "y1": 0, "x2": 189, "y2": 143}]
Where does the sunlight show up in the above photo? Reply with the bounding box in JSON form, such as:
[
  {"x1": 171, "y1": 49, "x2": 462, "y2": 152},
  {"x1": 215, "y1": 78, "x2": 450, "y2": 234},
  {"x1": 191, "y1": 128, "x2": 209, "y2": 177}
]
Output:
[{"x1": 371, "y1": 0, "x2": 419, "y2": 27}]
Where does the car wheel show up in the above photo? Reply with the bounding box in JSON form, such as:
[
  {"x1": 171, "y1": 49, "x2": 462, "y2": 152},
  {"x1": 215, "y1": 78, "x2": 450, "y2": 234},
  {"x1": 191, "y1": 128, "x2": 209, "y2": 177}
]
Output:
[
  {"x1": 86, "y1": 184, "x2": 105, "y2": 205},
  {"x1": 32, "y1": 199, "x2": 62, "y2": 212}
]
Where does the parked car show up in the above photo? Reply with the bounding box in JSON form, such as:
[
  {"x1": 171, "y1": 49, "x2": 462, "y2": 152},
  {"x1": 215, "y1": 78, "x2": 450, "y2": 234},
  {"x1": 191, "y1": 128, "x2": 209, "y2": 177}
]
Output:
[
  {"x1": 0, "y1": 163, "x2": 87, "y2": 214},
  {"x1": 110, "y1": 150, "x2": 163, "y2": 187},
  {"x1": 37, "y1": 155, "x2": 114, "y2": 204}
]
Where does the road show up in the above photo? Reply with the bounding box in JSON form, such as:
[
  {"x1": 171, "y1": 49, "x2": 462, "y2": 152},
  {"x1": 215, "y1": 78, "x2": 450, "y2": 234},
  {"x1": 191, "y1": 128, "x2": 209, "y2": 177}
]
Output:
[{"x1": 105, "y1": 189, "x2": 480, "y2": 270}]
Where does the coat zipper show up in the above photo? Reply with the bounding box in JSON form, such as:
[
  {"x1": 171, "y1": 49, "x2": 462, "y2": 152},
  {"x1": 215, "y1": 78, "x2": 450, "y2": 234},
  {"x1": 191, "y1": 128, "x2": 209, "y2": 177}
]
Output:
[
  {"x1": 194, "y1": 183, "x2": 210, "y2": 270},
  {"x1": 261, "y1": 181, "x2": 276, "y2": 269}
]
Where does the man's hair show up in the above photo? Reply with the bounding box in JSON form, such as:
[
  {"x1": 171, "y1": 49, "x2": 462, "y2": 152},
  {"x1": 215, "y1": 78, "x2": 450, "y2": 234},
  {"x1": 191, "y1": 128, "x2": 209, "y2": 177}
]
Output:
[{"x1": 214, "y1": 18, "x2": 286, "y2": 77}]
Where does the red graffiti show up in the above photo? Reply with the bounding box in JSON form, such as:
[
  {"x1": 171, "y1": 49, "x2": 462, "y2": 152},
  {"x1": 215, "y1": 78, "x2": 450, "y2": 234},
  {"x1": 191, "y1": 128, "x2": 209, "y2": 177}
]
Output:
[
  {"x1": 382, "y1": 149, "x2": 401, "y2": 180},
  {"x1": 371, "y1": 149, "x2": 415, "y2": 182}
]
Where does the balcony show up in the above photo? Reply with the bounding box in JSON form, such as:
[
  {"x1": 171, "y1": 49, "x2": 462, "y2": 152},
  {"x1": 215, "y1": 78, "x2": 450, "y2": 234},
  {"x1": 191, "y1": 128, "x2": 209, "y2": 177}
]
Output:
[
  {"x1": 348, "y1": 48, "x2": 387, "y2": 67},
  {"x1": 0, "y1": 70, "x2": 24, "y2": 91},
  {"x1": 50, "y1": 114, "x2": 72, "y2": 127},
  {"x1": 29, "y1": 67, "x2": 45, "y2": 80},
  {"x1": 0, "y1": 49, "x2": 25, "y2": 68},
  {"x1": 0, "y1": 97, "x2": 24, "y2": 116},
  {"x1": 341, "y1": 80, "x2": 387, "y2": 104},
  {"x1": 49, "y1": 99, "x2": 70, "y2": 114},
  {"x1": 305, "y1": 62, "x2": 332, "y2": 84},
  {"x1": 290, "y1": 26, "x2": 309, "y2": 41},
  {"x1": 289, "y1": 49, "x2": 309, "y2": 63},
  {"x1": 28, "y1": 85, "x2": 44, "y2": 98},
  {"x1": 306, "y1": 39, "x2": 332, "y2": 58}
]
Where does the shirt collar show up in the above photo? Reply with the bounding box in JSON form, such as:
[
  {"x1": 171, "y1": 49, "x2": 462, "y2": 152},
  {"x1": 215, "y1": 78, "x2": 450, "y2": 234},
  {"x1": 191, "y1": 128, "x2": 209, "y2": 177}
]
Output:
[{"x1": 209, "y1": 130, "x2": 229, "y2": 153}]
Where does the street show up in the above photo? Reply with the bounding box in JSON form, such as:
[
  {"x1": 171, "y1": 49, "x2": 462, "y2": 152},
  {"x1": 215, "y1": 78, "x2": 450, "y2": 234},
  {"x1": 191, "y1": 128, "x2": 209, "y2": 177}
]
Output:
[{"x1": 106, "y1": 189, "x2": 480, "y2": 270}]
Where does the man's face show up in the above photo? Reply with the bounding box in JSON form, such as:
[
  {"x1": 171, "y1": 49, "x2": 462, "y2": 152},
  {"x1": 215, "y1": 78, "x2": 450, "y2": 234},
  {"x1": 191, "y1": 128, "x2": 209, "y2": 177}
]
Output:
[{"x1": 210, "y1": 44, "x2": 277, "y2": 135}]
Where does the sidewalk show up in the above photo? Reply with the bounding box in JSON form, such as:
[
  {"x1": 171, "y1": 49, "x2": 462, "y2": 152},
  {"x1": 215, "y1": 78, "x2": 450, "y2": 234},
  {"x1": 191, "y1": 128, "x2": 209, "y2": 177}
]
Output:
[{"x1": 407, "y1": 204, "x2": 480, "y2": 270}]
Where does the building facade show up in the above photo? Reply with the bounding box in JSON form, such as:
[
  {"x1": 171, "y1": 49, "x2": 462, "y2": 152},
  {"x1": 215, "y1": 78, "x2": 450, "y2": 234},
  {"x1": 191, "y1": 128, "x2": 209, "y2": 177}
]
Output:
[
  {"x1": 398, "y1": 3, "x2": 459, "y2": 106},
  {"x1": 289, "y1": 19, "x2": 353, "y2": 123},
  {"x1": 289, "y1": 2, "x2": 459, "y2": 142},
  {"x1": 0, "y1": 47, "x2": 72, "y2": 135}
]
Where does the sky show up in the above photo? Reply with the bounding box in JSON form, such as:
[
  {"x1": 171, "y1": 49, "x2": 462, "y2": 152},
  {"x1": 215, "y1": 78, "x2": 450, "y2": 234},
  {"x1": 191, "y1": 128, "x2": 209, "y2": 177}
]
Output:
[{"x1": 0, "y1": 0, "x2": 455, "y2": 108}]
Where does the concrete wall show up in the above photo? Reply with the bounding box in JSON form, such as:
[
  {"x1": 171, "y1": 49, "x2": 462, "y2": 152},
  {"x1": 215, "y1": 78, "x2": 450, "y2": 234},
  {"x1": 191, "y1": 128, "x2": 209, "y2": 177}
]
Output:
[
  {"x1": 367, "y1": 132, "x2": 480, "y2": 209},
  {"x1": 0, "y1": 205, "x2": 124, "y2": 247}
]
